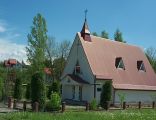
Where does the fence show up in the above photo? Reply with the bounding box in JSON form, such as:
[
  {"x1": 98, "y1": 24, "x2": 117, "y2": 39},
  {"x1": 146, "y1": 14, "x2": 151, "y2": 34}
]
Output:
[{"x1": 7, "y1": 98, "x2": 156, "y2": 112}]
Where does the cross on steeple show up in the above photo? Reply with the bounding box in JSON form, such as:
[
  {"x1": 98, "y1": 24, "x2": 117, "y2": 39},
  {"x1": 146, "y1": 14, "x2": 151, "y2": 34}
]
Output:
[{"x1": 85, "y1": 9, "x2": 88, "y2": 21}]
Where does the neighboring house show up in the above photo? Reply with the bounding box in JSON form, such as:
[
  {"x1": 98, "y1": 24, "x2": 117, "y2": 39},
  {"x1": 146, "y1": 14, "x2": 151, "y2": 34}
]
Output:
[
  {"x1": 4, "y1": 59, "x2": 25, "y2": 69},
  {"x1": 61, "y1": 19, "x2": 156, "y2": 104},
  {"x1": 3, "y1": 59, "x2": 26, "y2": 96}
]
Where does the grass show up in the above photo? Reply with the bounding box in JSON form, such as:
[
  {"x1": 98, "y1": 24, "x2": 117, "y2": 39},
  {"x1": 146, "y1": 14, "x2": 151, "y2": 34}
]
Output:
[{"x1": 0, "y1": 109, "x2": 156, "y2": 120}]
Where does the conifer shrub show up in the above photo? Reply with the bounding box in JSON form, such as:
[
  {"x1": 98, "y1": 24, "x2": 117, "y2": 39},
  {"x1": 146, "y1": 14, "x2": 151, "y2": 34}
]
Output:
[
  {"x1": 14, "y1": 77, "x2": 22, "y2": 100},
  {"x1": 25, "y1": 83, "x2": 31, "y2": 100},
  {"x1": 100, "y1": 81, "x2": 112, "y2": 109},
  {"x1": 0, "y1": 77, "x2": 3, "y2": 101},
  {"x1": 31, "y1": 72, "x2": 46, "y2": 111}
]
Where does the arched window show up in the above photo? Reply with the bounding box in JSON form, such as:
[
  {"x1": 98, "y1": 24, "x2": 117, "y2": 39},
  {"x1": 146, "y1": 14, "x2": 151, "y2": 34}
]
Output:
[
  {"x1": 137, "y1": 60, "x2": 146, "y2": 72},
  {"x1": 115, "y1": 57, "x2": 125, "y2": 70},
  {"x1": 75, "y1": 61, "x2": 80, "y2": 74}
]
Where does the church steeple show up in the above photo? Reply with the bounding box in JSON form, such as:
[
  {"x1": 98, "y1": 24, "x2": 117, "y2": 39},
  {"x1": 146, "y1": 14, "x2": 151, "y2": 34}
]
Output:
[{"x1": 80, "y1": 10, "x2": 91, "y2": 42}]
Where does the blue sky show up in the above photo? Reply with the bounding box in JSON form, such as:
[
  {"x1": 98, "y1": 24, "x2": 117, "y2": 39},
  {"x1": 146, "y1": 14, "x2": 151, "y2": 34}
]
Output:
[{"x1": 0, "y1": 0, "x2": 156, "y2": 62}]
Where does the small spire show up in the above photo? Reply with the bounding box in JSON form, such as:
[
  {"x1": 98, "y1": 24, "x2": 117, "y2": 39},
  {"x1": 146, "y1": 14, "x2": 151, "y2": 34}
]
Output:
[{"x1": 81, "y1": 9, "x2": 91, "y2": 42}]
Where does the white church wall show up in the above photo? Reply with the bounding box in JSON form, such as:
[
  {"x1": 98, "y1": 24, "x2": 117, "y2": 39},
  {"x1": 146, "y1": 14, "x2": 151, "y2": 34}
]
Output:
[
  {"x1": 61, "y1": 34, "x2": 94, "y2": 84},
  {"x1": 62, "y1": 85, "x2": 72, "y2": 100},
  {"x1": 114, "y1": 90, "x2": 156, "y2": 104},
  {"x1": 95, "y1": 80, "x2": 112, "y2": 104},
  {"x1": 61, "y1": 34, "x2": 95, "y2": 101},
  {"x1": 82, "y1": 85, "x2": 94, "y2": 102}
]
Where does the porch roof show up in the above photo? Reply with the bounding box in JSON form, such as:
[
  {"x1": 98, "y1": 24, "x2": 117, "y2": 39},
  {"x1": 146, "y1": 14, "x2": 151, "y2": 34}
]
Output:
[{"x1": 67, "y1": 74, "x2": 89, "y2": 84}]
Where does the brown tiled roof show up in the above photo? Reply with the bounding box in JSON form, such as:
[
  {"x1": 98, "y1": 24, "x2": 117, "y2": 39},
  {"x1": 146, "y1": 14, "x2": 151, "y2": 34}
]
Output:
[
  {"x1": 114, "y1": 84, "x2": 156, "y2": 90},
  {"x1": 8, "y1": 59, "x2": 17, "y2": 64},
  {"x1": 78, "y1": 32, "x2": 156, "y2": 90},
  {"x1": 4, "y1": 59, "x2": 17, "y2": 67},
  {"x1": 67, "y1": 74, "x2": 89, "y2": 84}
]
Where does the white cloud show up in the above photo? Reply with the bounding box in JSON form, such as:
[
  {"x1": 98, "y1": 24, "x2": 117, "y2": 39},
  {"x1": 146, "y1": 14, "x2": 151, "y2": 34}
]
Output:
[
  {"x1": 0, "y1": 38, "x2": 27, "y2": 63},
  {"x1": 0, "y1": 19, "x2": 7, "y2": 33},
  {"x1": 0, "y1": 25, "x2": 6, "y2": 32},
  {"x1": 0, "y1": 19, "x2": 28, "y2": 63}
]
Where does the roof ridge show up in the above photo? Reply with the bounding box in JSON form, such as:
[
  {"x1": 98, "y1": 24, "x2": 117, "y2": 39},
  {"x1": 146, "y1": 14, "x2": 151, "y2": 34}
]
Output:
[{"x1": 90, "y1": 34, "x2": 142, "y2": 49}]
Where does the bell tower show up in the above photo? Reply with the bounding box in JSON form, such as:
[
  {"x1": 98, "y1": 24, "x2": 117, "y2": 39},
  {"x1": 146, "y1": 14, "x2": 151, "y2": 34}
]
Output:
[{"x1": 80, "y1": 10, "x2": 91, "y2": 42}]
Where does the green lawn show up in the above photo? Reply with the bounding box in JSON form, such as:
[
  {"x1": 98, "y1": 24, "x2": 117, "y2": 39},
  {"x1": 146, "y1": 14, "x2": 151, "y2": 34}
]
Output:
[{"x1": 0, "y1": 109, "x2": 156, "y2": 120}]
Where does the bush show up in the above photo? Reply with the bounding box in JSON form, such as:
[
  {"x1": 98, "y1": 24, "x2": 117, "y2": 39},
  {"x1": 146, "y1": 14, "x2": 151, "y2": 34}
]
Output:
[
  {"x1": 0, "y1": 77, "x2": 3, "y2": 100},
  {"x1": 90, "y1": 98, "x2": 97, "y2": 110},
  {"x1": 52, "y1": 81, "x2": 60, "y2": 93},
  {"x1": 14, "y1": 77, "x2": 22, "y2": 100},
  {"x1": 118, "y1": 93, "x2": 126, "y2": 107},
  {"x1": 100, "y1": 81, "x2": 112, "y2": 109},
  {"x1": 46, "y1": 92, "x2": 61, "y2": 111},
  {"x1": 47, "y1": 81, "x2": 60, "y2": 99},
  {"x1": 31, "y1": 72, "x2": 46, "y2": 111}
]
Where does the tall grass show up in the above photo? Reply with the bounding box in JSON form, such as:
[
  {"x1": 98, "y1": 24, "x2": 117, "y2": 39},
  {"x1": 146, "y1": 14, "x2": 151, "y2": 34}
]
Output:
[{"x1": 0, "y1": 109, "x2": 156, "y2": 120}]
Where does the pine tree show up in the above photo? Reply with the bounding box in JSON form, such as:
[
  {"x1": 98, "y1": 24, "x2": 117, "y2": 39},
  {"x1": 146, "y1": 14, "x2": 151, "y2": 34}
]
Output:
[
  {"x1": 26, "y1": 13, "x2": 47, "y2": 111},
  {"x1": 14, "y1": 78, "x2": 22, "y2": 100},
  {"x1": 101, "y1": 30, "x2": 109, "y2": 39},
  {"x1": 92, "y1": 32, "x2": 98, "y2": 36},
  {"x1": 31, "y1": 72, "x2": 46, "y2": 110},
  {"x1": 114, "y1": 29, "x2": 126, "y2": 43}
]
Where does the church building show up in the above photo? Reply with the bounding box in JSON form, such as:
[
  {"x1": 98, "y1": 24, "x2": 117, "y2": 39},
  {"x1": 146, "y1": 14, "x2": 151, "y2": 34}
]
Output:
[{"x1": 61, "y1": 17, "x2": 156, "y2": 105}]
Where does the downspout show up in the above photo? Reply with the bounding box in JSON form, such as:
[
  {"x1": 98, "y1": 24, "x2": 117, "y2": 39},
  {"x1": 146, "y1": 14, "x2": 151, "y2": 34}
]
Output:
[{"x1": 94, "y1": 75, "x2": 96, "y2": 98}]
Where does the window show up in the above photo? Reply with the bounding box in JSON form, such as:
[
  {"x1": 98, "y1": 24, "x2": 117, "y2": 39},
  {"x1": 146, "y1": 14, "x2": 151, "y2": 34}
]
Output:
[
  {"x1": 72, "y1": 86, "x2": 75, "y2": 99},
  {"x1": 137, "y1": 61, "x2": 146, "y2": 72},
  {"x1": 79, "y1": 86, "x2": 82, "y2": 100},
  {"x1": 67, "y1": 78, "x2": 70, "y2": 83},
  {"x1": 97, "y1": 88, "x2": 102, "y2": 92},
  {"x1": 75, "y1": 61, "x2": 80, "y2": 74},
  {"x1": 115, "y1": 57, "x2": 125, "y2": 70}
]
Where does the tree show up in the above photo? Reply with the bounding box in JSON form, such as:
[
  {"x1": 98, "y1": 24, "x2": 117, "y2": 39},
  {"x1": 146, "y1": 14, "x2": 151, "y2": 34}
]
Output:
[
  {"x1": 0, "y1": 63, "x2": 6, "y2": 101},
  {"x1": 50, "y1": 40, "x2": 71, "y2": 80},
  {"x1": 100, "y1": 81, "x2": 112, "y2": 109},
  {"x1": 26, "y1": 13, "x2": 48, "y2": 74},
  {"x1": 92, "y1": 32, "x2": 98, "y2": 36},
  {"x1": 0, "y1": 77, "x2": 3, "y2": 101},
  {"x1": 25, "y1": 83, "x2": 31, "y2": 100},
  {"x1": 45, "y1": 37, "x2": 57, "y2": 79},
  {"x1": 114, "y1": 29, "x2": 126, "y2": 43},
  {"x1": 58, "y1": 40, "x2": 71, "y2": 60},
  {"x1": 45, "y1": 39, "x2": 71, "y2": 80},
  {"x1": 101, "y1": 30, "x2": 109, "y2": 39},
  {"x1": 13, "y1": 77, "x2": 22, "y2": 100},
  {"x1": 0, "y1": 63, "x2": 8, "y2": 101},
  {"x1": 145, "y1": 47, "x2": 156, "y2": 72},
  {"x1": 31, "y1": 72, "x2": 46, "y2": 110},
  {"x1": 53, "y1": 57, "x2": 66, "y2": 80}
]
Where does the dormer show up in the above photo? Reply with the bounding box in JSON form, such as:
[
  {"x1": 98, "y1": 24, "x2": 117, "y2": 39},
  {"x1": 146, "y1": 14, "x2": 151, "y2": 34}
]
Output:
[
  {"x1": 137, "y1": 60, "x2": 146, "y2": 72},
  {"x1": 115, "y1": 57, "x2": 125, "y2": 70}
]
